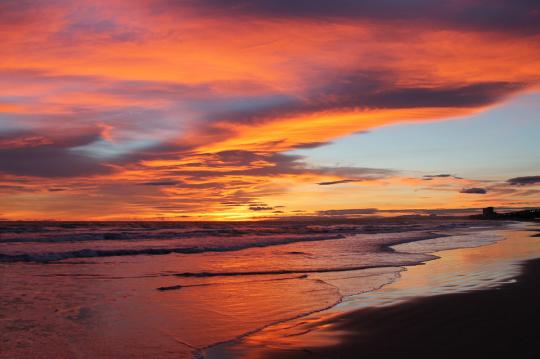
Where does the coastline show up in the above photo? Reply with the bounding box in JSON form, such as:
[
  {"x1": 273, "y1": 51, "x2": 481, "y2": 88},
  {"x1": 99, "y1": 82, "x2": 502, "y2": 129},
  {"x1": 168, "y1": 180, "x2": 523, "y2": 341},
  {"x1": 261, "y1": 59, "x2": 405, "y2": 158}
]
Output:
[
  {"x1": 1, "y1": 220, "x2": 536, "y2": 359},
  {"x1": 205, "y1": 222, "x2": 540, "y2": 359}
]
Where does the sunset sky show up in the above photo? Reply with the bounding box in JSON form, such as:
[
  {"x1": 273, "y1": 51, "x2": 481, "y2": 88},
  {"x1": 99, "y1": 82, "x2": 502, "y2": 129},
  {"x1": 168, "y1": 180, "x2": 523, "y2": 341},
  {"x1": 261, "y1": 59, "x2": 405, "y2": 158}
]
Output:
[{"x1": 1, "y1": 0, "x2": 539, "y2": 220}]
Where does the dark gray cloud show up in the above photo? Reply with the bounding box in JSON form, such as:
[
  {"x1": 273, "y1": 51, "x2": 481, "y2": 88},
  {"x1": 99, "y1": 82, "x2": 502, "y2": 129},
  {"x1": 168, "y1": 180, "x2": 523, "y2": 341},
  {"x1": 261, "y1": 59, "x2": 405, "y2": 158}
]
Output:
[
  {"x1": 507, "y1": 176, "x2": 540, "y2": 186},
  {"x1": 0, "y1": 130, "x2": 113, "y2": 177},
  {"x1": 182, "y1": 0, "x2": 540, "y2": 34},
  {"x1": 139, "y1": 179, "x2": 233, "y2": 190},
  {"x1": 423, "y1": 174, "x2": 463, "y2": 180},
  {"x1": 140, "y1": 180, "x2": 180, "y2": 186},
  {"x1": 292, "y1": 141, "x2": 332, "y2": 150},
  {"x1": 210, "y1": 71, "x2": 525, "y2": 126},
  {"x1": 249, "y1": 205, "x2": 274, "y2": 211},
  {"x1": 318, "y1": 179, "x2": 363, "y2": 186},
  {"x1": 318, "y1": 208, "x2": 379, "y2": 216},
  {"x1": 460, "y1": 187, "x2": 487, "y2": 194},
  {"x1": 0, "y1": 147, "x2": 111, "y2": 177},
  {"x1": 317, "y1": 79, "x2": 524, "y2": 110}
]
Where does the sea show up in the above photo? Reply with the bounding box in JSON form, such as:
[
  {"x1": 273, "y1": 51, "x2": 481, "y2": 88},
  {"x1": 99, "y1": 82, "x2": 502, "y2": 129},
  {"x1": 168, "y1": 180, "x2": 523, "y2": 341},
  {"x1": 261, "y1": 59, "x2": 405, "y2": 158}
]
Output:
[{"x1": 0, "y1": 218, "x2": 521, "y2": 358}]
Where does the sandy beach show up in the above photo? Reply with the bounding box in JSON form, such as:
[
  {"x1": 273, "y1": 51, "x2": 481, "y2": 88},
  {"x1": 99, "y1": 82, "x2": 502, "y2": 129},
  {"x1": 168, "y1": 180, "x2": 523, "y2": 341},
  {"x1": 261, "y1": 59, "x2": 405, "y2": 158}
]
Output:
[{"x1": 206, "y1": 223, "x2": 540, "y2": 359}]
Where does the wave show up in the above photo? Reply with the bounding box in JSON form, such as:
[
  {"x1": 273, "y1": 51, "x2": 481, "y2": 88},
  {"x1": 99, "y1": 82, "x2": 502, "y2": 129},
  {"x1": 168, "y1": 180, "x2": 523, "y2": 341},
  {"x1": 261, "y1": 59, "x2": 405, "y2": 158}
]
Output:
[
  {"x1": 0, "y1": 220, "x2": 494, "y2": 243},
  {"x1": 0, "y1": 220, "x2": 504, "y2": 263},
  {"x1": 0, "y1": 234, "x2": 344, "y2": 263}
]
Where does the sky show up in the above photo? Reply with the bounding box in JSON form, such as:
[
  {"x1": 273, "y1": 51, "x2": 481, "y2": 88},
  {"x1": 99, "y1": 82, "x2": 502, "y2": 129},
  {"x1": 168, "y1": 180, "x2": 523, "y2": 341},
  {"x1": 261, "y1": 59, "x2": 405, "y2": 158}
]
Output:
[{"x1": 0, "y1": 0, "x2": 539, "y2": 220}]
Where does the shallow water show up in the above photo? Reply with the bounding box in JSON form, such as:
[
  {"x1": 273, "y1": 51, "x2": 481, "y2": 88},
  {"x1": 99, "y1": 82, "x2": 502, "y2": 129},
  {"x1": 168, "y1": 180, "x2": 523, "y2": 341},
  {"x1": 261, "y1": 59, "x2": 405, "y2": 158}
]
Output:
[
  {"x1": 208, "y1": 222, "x2": 540, "y2": 358},
  {"x1": 0, "y1": 219, "x2": 510, "y2": 358}
]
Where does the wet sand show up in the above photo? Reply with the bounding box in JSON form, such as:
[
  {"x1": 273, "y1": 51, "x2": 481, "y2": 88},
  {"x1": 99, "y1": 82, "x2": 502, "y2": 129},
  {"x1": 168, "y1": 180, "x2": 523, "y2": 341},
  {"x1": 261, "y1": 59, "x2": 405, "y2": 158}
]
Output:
[{"x1": 207, "y1": 224, "x2": 540, "y2": 359}]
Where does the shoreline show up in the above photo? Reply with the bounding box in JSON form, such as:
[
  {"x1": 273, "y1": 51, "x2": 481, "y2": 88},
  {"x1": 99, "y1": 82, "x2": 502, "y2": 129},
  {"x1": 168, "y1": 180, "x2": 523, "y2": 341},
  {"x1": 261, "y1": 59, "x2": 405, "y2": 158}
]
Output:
[
  {"x1": 205, "y1": 223, "x2": 540, "y2": 358},
  {"x1": 1, "y1": 220, "x2": 536, "y2": 359},
  {"x1": 196, "y1": 223, "x2": 509, "y2": 356}
]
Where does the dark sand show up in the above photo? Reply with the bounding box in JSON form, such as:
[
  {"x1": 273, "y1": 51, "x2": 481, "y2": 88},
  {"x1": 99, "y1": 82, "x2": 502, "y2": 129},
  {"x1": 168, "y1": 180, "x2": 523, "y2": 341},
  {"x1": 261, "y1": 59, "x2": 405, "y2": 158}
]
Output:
[{"x1": 252, "y1": 257, "x2": 540, "y2": 359}]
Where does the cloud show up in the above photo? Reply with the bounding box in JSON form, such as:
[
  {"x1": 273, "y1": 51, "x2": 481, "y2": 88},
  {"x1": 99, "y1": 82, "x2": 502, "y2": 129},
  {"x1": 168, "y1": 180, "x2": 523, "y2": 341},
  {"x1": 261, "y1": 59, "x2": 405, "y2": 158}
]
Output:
[
  {"x1": 1, "y1": 0, "x2": 539, "y2": 219},
  {"x1": 507, "y1": 176, "x2": 540, "y2": 186},
  {"x1": 186, "y1": 0, "x2": 540, "y2": 34},
  {"x1": 292, "y1": 141, "x2": 331, "y2": 150},
  {"x1": 0, "y1": 130, "x2": 114, "y2": 177},
  {"x1": 140, "y1": 179, "x2": 230, "y2": 190},
  {"x1": 460, "y1": 187, "x2": 487, "y2": 194},
  {"x1": 54, "y1": 15, "x2": 146, "y2": 45},
  {"x1": 424, "y1": 174, "x2": 452, "y2": 178},
  {"x1": 249, "y1": 205, "x2": 274, "y2": 211},
  {"x1": 140, "y1": 180, "x2": 180, "y2": 186},
  {"x1": 0, "y1": 135, "x2": 53, "y2": 149},
  {"x1": 318, "y1": 208, "x2": 379, "y2": 216},
  {"x1": 423, "y1": 174, "x2": 463, "y2": 180},
  {"x1": 209, "y1": 73, "x2": 525, "y2": 127},
  {"x1": 317, "y1": 79, "x2": 524, "y2": 109},
  {"x1": 0, "y1": 0, "x2": 61, "y2": 25},
  {"x1": 318, "y1": 179, "x2": 364, "y2": 186},
  {"x1": 156, "y1": 150, "x2": 394, "y2": 181}
]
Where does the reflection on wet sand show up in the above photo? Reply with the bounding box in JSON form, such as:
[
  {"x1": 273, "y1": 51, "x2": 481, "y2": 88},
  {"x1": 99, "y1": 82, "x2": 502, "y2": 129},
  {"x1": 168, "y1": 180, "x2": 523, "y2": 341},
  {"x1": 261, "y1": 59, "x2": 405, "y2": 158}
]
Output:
[{"x1": 206, "y1": 224, "x2": 540, "y2": 358}]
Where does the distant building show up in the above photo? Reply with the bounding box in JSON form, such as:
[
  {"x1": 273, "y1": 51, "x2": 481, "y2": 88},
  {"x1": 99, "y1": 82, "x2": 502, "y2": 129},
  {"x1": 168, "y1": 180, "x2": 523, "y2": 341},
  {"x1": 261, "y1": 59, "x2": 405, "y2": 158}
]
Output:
[
  {"x1": 471, "y1": 206, "x2": 539, "y2": 220},
  {"x1": 483, "y1": 207, "x2": 496, "y2": 217}
]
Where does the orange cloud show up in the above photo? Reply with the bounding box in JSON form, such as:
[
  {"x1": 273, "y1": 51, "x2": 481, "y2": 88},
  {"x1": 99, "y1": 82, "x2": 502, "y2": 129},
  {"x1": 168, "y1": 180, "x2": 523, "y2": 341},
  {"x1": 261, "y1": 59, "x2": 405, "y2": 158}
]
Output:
[{"x1": 1, "y1": 0, "x2": 539, "y2": 219}]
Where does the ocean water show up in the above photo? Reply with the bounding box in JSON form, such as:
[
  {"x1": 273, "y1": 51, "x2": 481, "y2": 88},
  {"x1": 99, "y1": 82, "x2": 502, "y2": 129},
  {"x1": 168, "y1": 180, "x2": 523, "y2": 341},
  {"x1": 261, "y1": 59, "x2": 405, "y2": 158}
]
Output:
[
  {"x1": 0, "y1": 219, "x2": 507, "y2": 358},
  {"x1": 204, "y1": 222, "x2": 540, "y2": 358}
]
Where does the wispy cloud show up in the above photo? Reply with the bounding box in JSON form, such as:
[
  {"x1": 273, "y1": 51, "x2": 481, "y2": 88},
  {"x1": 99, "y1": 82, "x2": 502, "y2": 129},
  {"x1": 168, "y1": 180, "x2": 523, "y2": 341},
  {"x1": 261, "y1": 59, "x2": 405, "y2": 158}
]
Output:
[
  {"x1": 460, "y1": 187, "x2": 488, "y2": 194},
  {"x1": 507, "y1": 176, "x2": 540, "y2": 186}
]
